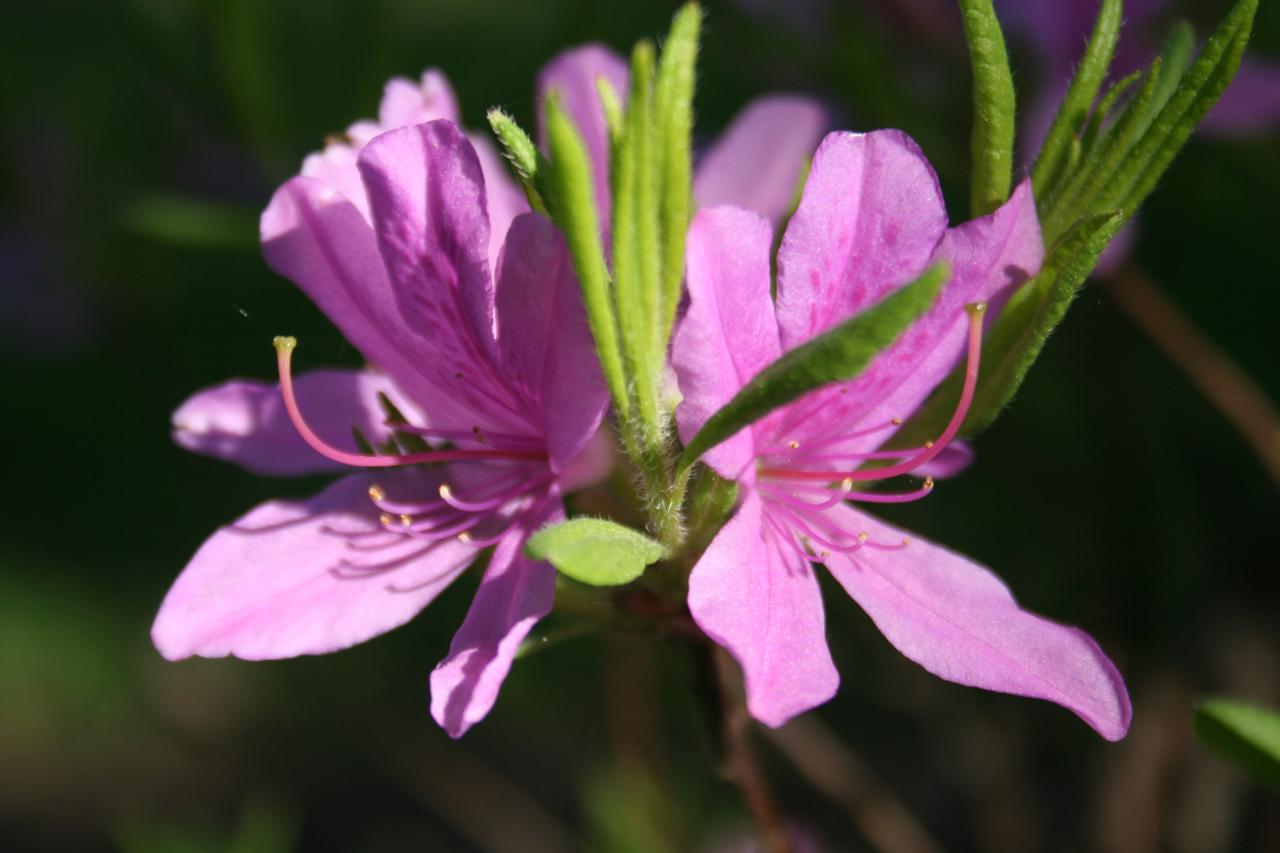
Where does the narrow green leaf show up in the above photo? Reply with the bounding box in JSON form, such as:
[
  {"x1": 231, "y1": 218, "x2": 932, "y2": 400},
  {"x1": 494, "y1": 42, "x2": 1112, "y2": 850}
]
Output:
[
  {"x1": 543, "y1": 95, "x2": 631, "y2": 419},
  {"x1": 1042, "y1": 59, "x2": 1162, "y2": 240},
  {"x1": 1031, "y1": 0, "x2": 1121, "y2": 196},
  {"x1": 958, "y1": 0, "x2": 1017, "y2": 216},
  {"x1": 1107, "y1": 0, "x2": 1257, "y2": 217},
  {"x1": 678, "y1": 263, "x2": 947, "y2": 472},
  {"x1": 892, "y1": 212, "x2": 1123, "y2": 446},
  {"x1": 613, "y1": 41, "x2": 664, "y2": 439},
  {"x1": 595, "y1": 76, "x2": 625, "y2": 149},
  {"x1": 525, "y1": 518, "x2": 665, "y2": 587},
  {"x1": 1080, "y1": 68, "x2": 1144, "y2": 155},
  {"x1": 1194, "y1": 698, "x2": 1280, "y2": 790},
  {"x1": 1142, "y1": 19, "x2": 1197, "y2": 132},
  {"x1": 486, "y1": 108, "x2": 549, "y2": 216},
  {"x1": 655, "y1": 2, "x2": 701, "y2": 345}
]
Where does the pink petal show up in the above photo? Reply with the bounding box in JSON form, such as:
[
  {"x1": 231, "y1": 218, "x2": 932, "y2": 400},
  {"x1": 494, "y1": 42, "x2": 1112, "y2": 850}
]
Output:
[
  {"x1": 470, "y1": 133, "x2": 530, "y2": 268},
  {"x1": 356, "y1": 120, "x2": 496, "y2": 359},
  {"x1": 850, "y1": 178, "x2": 1043, "y2": 430},
  {"x1": 430, "y1": 501, "x2": 561, "y2": 737},
  {"x1": 356, "y1": 122, "x2": 535, "y2": 436},
  {"x1": 672, "y1": 207, "x2": 782, "y2": 480},
  {"x1": 694, "y1": 95, "x2": 829, "y2": 228},
  {"x1": 1201, "y1": 57, "x2": 1280, "y2": 137},
  {"x1": 171, "y1": 369, "x2": 422, "y2": 477},
  {"x1": 493, "y1": 213, "x2": 608, "y2": 471},
  {"x1": 537, "y1": 44, "x2": 629, "y2": 227},
  {"x1": 820, "y1": 502, "x2": 1131, "y2": 740},
  {"x1": 776, "y1": 179, "x2": 1042, "y2": 455},
  {"x1": 775, "y1": 129, "x2": 948, "y2": 351},
  {"x1": 688, "y1": 491, "x2": 839, "y2": 728},
  {"x1": 301, "y1": 142, "x2": 370, "y2": 221},
  {"x1": 378, "y1": 70, "x2": 460, "y2": 129},
  {"x1": 260, "y1": 174, "x2": 485, "y2": 433},
  {"x1": 152, "y1": 474, "x2": 474, "y2": 661}
]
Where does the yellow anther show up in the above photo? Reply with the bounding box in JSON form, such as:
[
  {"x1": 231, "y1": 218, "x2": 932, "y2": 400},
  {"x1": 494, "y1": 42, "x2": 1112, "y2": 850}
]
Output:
[
  {"x1": 858, "y1": 532, "x2": 869, "y2": 543},
  {"x1": 788, "y1": 441, "x2": 800, "y2": 450},
  {"x1": 840, "y1": 477, "x2": 853, "y2": 491},
  {"x1": 379, "y1": 512, "x2": 394, "y2": 527},
  {"x1": 368, "y1": 484, "x2": 386, "y2": 501},
  {"x1": 399, "y1": 514, "x2": 413, "y2": 527},
  {"x1": 820, "y1": 549, "x2": 831, "y2": 558},
  {"x1": 438, "y1": 484, "x2": 453, "y2": 499},
  {"x1": 272, "y1": 335, "x2": 297, "y2": 352},
  {"x1": 901, "y1": 538, "x2": 911, "y2": 546},
  {"x1": 923, "y1": 440, "x2": 935, "y2": 449},
  {"x1": 923, "y1": 477, "x2": 935, "y2": 489},
  {"x1": 891, "y1": 417, "x2": 902, "y2": 425},
  {"x1": 458, "y1": 531, "x2": 473, "y2": 544}
]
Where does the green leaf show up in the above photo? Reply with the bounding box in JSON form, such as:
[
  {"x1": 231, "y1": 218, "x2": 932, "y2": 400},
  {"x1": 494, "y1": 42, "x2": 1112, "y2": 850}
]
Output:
[
  {"x1": 655, "y1": 2, "x2": 701, "y2": 344},
  {"x1": 1106, "y1": 0, "x2": 1256, "y2": 218},
  {"x1": 891, "y1": 212, "x2": 1122, "y2": 445},
  {"x1": 1031, "y1": 0, "x2": 1121, "y2": 197},
  {"x1": 677, "y1": 263, "x2": 947, "y2": 473},
  {"x1": 525, "y1": 518, "x2": 665, "y2": 587},
  {"x1": 486, "y1": 108, "x2": 549, "y2": 216},
  {"x1": 958, "y1": 0, "x2": 1017, "y2": 217},
  {"x1": 543, "y1": 94, "x2": 631, "y2": 420},
  {"x1": 1194, "y1": 698, "x2": 1280, "y2": 790},
  {"x1": 612, "y1": 41, "x2": 664, "y2": 437}
]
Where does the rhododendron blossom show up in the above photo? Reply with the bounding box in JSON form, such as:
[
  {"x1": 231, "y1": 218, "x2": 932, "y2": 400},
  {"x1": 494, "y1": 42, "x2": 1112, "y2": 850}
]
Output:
[
  {"x1": 672, "y1": 129, "x2": 1132, "y2": 738},
  {"x1": 159, "y1": 46, "x2": 829, "y2": 738}
]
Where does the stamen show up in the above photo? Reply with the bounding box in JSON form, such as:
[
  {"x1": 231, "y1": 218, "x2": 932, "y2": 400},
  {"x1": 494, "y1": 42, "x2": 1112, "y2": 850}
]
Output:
[
  {"x1": 844, "y1": 477, "x2": 934, "y2": 504},
  {"x1": 438, "y1": 475, "x2": 551, "y2": 513},
  {"x1": 274, "y1": 336, "x2": 546, "y2": 468},
  {"x1": 759, "y1": 305, "x2": 986, "y2": 483}
]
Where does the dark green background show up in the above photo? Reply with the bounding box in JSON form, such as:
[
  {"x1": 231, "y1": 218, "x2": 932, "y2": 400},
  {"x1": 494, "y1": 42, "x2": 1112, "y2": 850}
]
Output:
[{"x1": 2, "y1": 1, "x2": 1277, "y2": 850}]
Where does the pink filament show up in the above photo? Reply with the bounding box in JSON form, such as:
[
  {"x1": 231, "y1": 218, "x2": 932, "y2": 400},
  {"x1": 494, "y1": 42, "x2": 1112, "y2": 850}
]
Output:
[
  {"x1": 760, "y1": 304, "x2": 986, "y2": 484},
  {"x1": 274, "y1": 337, "x2": 546, "y2": 468}
]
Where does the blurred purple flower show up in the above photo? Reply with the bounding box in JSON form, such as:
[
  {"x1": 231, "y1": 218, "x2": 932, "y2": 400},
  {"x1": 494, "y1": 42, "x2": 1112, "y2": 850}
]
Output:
[{"x1": 672, "y1": 129, "x2": 1131, "y2": 739}]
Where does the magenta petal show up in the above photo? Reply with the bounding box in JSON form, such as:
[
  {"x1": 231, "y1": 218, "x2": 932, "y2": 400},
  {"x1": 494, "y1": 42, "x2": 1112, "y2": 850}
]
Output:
[
  {"x1": 172, "y1": 369, "x2": 421, "y2": 477},
  {"x1": 672, "y1": 207, "x2": 782, "y2": 480},
  {"x1": 801, "y1": 179, "x2": 1043, "y2": 444},
  {"x1": 378, "y1": 70, "x2": 460, "y2": 129},
  {"x1": 261, "y1": 175, "x2": 481, "y2": 432},
  {"x1": 430, "y1": 502, "x2": 561, "y2": 738},
  {"x1": 536, "y1": 44, "x2": 629, "y2": 226},
  {"x1": 357, "y1": 120, "x2": 496, "y2": 359},
  {"x1": 821, "y1": 503, "x2": 1131, "y2": 740},
  {"x1": 494, "y1": 213, "x2": 607, "y2": 470},
  {"x1": 301, "y1": 143, "x2": 370, "y2": 222},
  {"x1": 152, "y1": 474, "x2": 474, "y2": 661},
  {"x1": 689, "y1": 491, "x2": 839, "y2": 727},
  {"x1": 775, "y1": 129, "x2": 948, "y2": 350},
  {"x1": 694, "y1": 95, "x2": 828, "y2": 227}
]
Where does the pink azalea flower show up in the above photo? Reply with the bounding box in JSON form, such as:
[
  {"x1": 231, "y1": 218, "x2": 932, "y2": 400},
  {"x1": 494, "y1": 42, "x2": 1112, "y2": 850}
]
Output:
[
  {"x1": 158, "y1": 49, "x2": 830, "y2": 736},
  {"x1": 154, "y1": 118, "x2": 611, "y2": 738},
  {"x1": 672, "y1": 129, "x2": 1132, "y2": 739}
]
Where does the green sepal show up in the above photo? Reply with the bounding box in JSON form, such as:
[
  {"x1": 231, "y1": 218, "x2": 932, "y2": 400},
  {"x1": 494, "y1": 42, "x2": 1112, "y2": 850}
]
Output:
[
  {"x1": 958, "y1": 0, "x2": 1017, "y2": 217},
  {"x1": 1194, "y1": 698, "x2": 1280, "y2": 791},
  {"x1": 654, "y1": 2, "x2": 701, "y2": 343},
  {"x1": 543, "y1": 94, "x2": 631, "y2": 420},
  {"x1": 1080, "y1": 68, "x2": 1144, "y2": 155},
  {"x1": 677, "y1": 263, "x2": 947, "y2": 473},
  {"x1": 486, "y1": 108, "x2": 550, "y2": 216},
  {"x1": 1031, "y1": 0, "x2": 1121, "y2": 196},
  {"x1": 595, "y1": 76, "x2": 625, "y2": 149},
  {"x1": 524, "y1": 518, "x2": 666, "y2": 587},
  {"x1": 376, "y1": 391, "x2": 430, "y2": 453},
  {"x1": 891, "y1": 212, "x2": 1122, "y2": 446}
]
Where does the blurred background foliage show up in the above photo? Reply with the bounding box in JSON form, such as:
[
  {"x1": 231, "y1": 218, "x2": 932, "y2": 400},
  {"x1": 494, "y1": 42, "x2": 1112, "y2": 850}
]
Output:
[{"x1": 1, "y1": 0, "x2": 1278, "y2": 850}]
